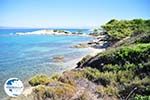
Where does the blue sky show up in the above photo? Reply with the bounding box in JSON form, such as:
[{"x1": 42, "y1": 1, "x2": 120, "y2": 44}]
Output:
[{"x1": 0, "y1": 0, "x2": 150, "y2": 28}]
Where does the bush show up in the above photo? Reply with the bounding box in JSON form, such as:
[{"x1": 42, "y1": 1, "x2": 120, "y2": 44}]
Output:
[
  {"x1": 50, "y1": 74, "x2": 60, "y2": 80},
  {"x1": 96, "y1": 85, "x2": 119, "y2": 97},
  {"x1": 34, "y1": 82, "x2": 76, "y2": 100},
  {"x1": 101, "y1": 19, "x2": 150, "y2": 40},
  {"x1": 82, "y1": 67, "x2": 101, "y2": 80},
  {"x1": 112, "y1": 32, "x2": 150, "y2": 48},
  {"x1": 29, "y1": 75, "x2": 53, "y2": 86},
  {"x1": 79, "y1": 43, "x2": 150, "y2": 71},
  {"x1": 134, "y1": 95, "x2": 150, "y2": 100}
]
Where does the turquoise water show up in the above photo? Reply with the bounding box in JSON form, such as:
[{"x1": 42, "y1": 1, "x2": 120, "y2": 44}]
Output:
[{"x1": 0, "y1": 29, "x2": 92, "y2": 98}]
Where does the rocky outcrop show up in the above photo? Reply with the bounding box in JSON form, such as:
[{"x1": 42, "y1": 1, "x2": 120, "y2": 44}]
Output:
[
  {"x1": 73, "y1": 34, "x2": 111, "y2": 49},
  {"x1": 16, "y1": 29, "x2": 72, "y2": 36}
]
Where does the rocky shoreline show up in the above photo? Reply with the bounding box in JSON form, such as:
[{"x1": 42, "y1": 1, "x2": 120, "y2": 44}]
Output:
[
  {"x1": 73, "y1": 34, "x2": 111, "y2": 50},
  {"x1": 8, "y1": 37, "x2": 108, "y2": 100},
  {"x1": 8, "y1": 19, "x2": 150, "y2": 100},
  {"x1": 8, "y1": 32, "x2": 108, "y2": 100}
]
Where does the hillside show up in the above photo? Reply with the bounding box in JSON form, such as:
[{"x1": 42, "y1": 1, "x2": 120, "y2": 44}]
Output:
[
  {"x1": 11, "y1": 19, "x2": 150, "y2": 100},
  {"x1": 77, "y1": 19, "x2": 150, "y2": 99}
]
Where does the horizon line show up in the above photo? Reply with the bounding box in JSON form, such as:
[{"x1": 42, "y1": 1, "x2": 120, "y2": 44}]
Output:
[{"x1": 0, "y1": 26, "x2": 95, "y2": 29}]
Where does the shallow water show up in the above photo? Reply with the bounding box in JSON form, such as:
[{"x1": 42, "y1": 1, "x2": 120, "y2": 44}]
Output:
[{"x1": 0, "y1": 29, "x2": 92, "y2": 99}]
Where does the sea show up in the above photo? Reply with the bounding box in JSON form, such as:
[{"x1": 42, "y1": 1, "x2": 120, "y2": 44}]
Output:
[{"x1": 0, "y1": 28, "x2": 93, "y2": 99}]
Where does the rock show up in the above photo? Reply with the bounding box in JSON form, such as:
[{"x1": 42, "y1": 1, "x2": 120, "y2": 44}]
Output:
[
  {"x1": 52, "y1": 55, "x2": 64, "y2": 62},
  {"x1": 70, "y1": 78, "x2": 101, "y2": 100},
  {"x1": 73, "y1": 43, "x2": 89, "y2": 48}
]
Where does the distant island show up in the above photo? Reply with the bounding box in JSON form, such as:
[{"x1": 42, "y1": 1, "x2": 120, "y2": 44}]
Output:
[
  {"x1": 10, "y1": 19, "x2": 150, "y2": 100},
  {"x1": 15, "y1": 29, "x2": 89, "y2": 36}
]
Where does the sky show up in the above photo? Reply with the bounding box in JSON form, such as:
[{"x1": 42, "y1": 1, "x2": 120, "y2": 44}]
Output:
[{"x1": 0, "y1": 0, "x2": 150, "y2": 28}]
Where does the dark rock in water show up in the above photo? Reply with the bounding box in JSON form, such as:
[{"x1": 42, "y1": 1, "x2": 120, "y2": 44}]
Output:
[
  {"x1": 73, "y1": 43, "x2": 89, "y2": 48},
  {"x1": 52, "y1": 55, "x2": 64, "y2": 62},
  {"x1": 87, "y1": 42, "x2": 93, "y2": 45}
]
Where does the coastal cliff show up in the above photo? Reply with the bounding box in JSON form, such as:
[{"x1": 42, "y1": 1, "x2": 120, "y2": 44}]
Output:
[{"x1": 10, "y1": 19, "x2": 150, "y2": 100}]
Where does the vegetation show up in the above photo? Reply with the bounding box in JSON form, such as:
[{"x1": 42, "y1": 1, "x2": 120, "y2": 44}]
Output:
[
  {"x1": 29, "y1": 75, "x2": 54, "y2": 86},
  {"x1": 78, "y1": 43, "x2": 150, "y2": 70},
  {"x1": 77, "y1": 19, "x2": 150, "y2": 99},
  {"x1": 34, "y1": 82, "x2": 76, "y2": 100},
  {"x1": 134, "y1": 95, "x2": 150, "y2": 100},
  {"x1": 112, "y1": 32, "x2": 150, "y2": 47},
  {"x1": 24, "y1": 19, "x2": 150, "y2": 100},
  {"x1": 101, "y1": 19, "x2": 150, "y2": 40},
  {"x1": 81, "y1": 67, "x2": 150, "y2": 99}
]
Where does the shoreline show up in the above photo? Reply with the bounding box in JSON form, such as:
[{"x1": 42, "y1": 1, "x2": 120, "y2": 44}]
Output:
[
  {"x1": 7, "y1": 48, "x2": 104, "y2": 99},
  {"x1": 17, "y1": 37, "x2": 107, "y2": 98},
  {"x1": 5, "y1": 32, "x2": 108, "y2": 100},
  {"x1": 6, "y1": 19, "x2": 150, "y2": 100}
]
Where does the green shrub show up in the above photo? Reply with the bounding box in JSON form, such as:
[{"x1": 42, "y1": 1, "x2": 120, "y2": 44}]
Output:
[
  {"x1": 50, "y1": 74, "x2": 60, "y2": 80},
  {"x1": 134, "y1": 95, "x2": 150, "y2": 100},
  {"x1": 84, "y1": 43, "x2": 150, "y2": 71},
  {"x1": 101, "y1": 19, "x2": 150, "y2": 40},
  {"x1": 112, "y1": 32, "x2": 150, "y2": 48},
  {"x1": 96, "y1": 85, "x2": 119, "y2": 96},
  {"x1": 103, "y1": 64, "x2": 121, "y2": 71},
  {"x1": 29, "y1": 75, "x2": 53, "y2": 86},
  {"x1": 82, "y1": 67, "x2": 101, "y2": 80}
]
